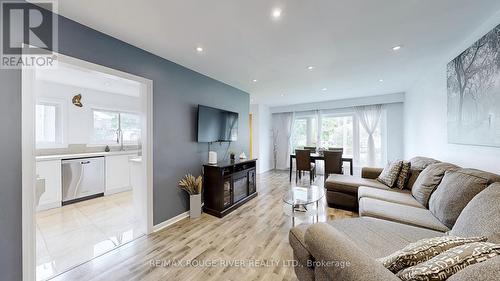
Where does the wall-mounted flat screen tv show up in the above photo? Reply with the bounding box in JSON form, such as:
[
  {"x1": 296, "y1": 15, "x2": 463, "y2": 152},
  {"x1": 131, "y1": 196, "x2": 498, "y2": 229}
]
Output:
[{"x1": 197, "y1": 105, "x2": 238, "y2": 142}]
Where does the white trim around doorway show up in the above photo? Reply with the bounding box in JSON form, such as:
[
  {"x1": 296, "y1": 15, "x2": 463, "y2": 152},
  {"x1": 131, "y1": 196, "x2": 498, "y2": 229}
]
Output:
[{"x1": 21, "y1": 50, "x2": 154, "y2": 281}]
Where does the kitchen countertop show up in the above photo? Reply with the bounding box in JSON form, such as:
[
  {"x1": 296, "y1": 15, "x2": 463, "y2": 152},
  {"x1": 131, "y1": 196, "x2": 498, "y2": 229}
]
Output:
[
  {"x1": 36, "y1": 150, "x2": 140, "y2": 161},
  {"x1": 129, "y1": 156, "x2": 142, "y2": 163}
]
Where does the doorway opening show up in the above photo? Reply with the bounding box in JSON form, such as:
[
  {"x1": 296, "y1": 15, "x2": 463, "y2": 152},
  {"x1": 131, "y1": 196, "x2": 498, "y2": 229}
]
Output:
[{"x1": 22, "y1": 53, "x2": 153, "y2": 281}]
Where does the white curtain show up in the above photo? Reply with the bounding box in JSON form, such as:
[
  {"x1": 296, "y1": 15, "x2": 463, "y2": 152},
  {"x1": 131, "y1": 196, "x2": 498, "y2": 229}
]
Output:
[
  {"x1": 271, "y1": 112, "x2": 294, "y2": 170},
  {"x1": 355, "y1": 105, "x2": 382, "y2": 167}
]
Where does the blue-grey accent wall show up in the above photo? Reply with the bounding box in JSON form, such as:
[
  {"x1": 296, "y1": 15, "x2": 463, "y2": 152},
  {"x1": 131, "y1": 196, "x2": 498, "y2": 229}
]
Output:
[{"x1": 0, "y1": 3, "x2": 249, "y2": 280}]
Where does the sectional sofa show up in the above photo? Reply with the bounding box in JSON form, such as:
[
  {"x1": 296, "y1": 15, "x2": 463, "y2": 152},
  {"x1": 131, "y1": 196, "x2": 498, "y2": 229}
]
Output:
[{"x1": 289, "y1": 157, "x2": 500, "y2": 281}]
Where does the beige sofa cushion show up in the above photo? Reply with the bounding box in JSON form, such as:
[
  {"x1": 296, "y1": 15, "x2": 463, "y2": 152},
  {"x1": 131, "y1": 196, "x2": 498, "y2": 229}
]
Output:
[
  {"x1": 450, "y1": 183, "x2": 500, "y2": 243},
  {"x1": 289, "y1": 224, "x2": 314, "y2": 267},
  {"x1": 429, "y1": 169, "x2": 500, "y2": 229},
  {"x1": 358, "y1": 186, "x2": 425, "y2": 209},
  {"x1": 408, "y1": 157, "x2": 441, "y2": 170},
  {"x1": 359, "y1": 197, "x2": 449, "y2": 232},
  {"x1": 327, "y1": 217, "x2": 443, "y2": 259},
  {"x1": 411, "y1": 162, "x2": 459, "y2": 207},
  {"x1": 325, "y1": 174, "x2": 389, "y2": 195}
]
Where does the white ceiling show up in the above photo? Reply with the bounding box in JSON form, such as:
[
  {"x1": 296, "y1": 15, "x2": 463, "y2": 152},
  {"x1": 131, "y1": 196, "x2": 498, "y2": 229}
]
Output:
[
  {"x1": 55, "y1": 0, "x2": 500, "y2": 106},
  {"x1": 35, "y1": 61, "x2": 141, "y2": 97}
]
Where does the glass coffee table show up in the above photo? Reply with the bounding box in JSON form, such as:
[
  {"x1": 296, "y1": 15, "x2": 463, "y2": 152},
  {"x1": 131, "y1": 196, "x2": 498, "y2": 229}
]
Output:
[{"x1": 283, "y1": 185, "x2": 325, "y2": 226}]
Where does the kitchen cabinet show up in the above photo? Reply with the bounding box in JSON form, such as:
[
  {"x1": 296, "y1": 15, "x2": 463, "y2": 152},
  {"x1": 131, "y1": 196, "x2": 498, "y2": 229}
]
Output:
[
  {"x1": 105, "y1": 154, "x2": 134, "y2": 194},
  {"x1": 36, "y1": 160, "x2": 62, "y2": 211}
]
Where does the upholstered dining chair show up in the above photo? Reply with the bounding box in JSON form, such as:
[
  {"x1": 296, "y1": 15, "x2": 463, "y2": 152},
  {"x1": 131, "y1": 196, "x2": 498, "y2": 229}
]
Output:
[
  {"x1": 295, "y1": 149, "x2": 316, "y2": 184},
  {"x1": 323, "y1": 150, "x2": 343, "y2": 182},
  {"x1": 303, "y1": 146, "x2": 317, "y2": 153},
  {"x1": 328, "y1": 147, "x2": 344, "y2": 154}
]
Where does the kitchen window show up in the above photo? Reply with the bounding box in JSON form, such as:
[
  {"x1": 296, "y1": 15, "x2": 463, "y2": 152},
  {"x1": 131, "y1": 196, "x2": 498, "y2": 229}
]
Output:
[
  {"x1": 36, "y1": 102, "x2": 65, "y2": 148},
  {"x1": 92, "y1": 109, "x2": 141, "y2": 145}
]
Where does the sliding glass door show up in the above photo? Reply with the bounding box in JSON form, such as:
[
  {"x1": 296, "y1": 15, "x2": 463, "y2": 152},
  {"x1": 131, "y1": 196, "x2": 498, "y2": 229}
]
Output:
[
  {"x1": 321, "y1": 115, "x2": 354, "y2": 156},
  {"x1": 291, "y1": 110, "x2": 386, "y2": 168}
]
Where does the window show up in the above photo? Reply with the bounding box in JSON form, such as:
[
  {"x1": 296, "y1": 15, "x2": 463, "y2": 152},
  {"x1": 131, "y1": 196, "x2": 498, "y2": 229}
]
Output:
[
  {"x1": 291, "y1": 116, "x2": 317, "y2": 148},
  {"x1": 36, "y1": 102, "x2": 64, "y2": 147},
  {"x1": 121, "y1": 112, "x2": 141, "y2": 144},
  {"x1": 92, "y1": 109, "x2": 141, "y2": 145},
  {"x1": 290, "y1": 109, "x2": 386, "y2": 167},
  {"x1": 321, "y1": 116, "x2": 354, "y2": 156}
]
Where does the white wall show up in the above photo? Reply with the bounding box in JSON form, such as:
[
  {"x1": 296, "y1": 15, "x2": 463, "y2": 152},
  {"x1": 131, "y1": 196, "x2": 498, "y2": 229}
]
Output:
[
  {"x1": 386, "y1": 102, "x2": 405, "y2": 162},
  {"x1": 250, "y1": 104, "x2": 273, "y2": 174},
  {"x1": 35, "y1": 80, "x2": 140, "y2": 146},
  {"x1": 404, "y1": 12, "x2": 500, "y2": 174}
]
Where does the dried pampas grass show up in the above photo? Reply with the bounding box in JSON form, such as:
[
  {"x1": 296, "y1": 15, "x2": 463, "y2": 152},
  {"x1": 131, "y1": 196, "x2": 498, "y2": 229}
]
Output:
[{"x1": 178, "y1": 174, "x2": 203, "y2": 195}]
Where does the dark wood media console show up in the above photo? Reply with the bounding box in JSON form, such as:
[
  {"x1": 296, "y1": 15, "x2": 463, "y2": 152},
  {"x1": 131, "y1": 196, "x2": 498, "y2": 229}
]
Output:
[{"x1": 202, "y1": 159, "x2": 257, "y2": 218}]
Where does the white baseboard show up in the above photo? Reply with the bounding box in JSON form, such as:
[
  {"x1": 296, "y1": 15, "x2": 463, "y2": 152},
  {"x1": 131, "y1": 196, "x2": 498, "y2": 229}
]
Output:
[
  {"x1": 105, "y1": 186, "x2": 132, "y2": 196},
  {"x1": 36, "y1": 201, "x2": 61, "y2": 212},
  {"x1": 152, "y1": 211, "x2": 189, "y2": 233}
]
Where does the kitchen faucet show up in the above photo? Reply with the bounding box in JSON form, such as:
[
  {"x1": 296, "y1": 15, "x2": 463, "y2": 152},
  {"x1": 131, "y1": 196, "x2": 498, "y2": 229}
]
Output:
[{"x1": 116, "y1": 128, "x2": 124, "y2": 151}]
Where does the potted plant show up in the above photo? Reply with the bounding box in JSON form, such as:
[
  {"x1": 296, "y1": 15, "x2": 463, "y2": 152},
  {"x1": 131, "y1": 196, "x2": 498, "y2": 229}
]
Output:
[{"x1": 178, "y1": 174, "x2": 203, "y2": 218}]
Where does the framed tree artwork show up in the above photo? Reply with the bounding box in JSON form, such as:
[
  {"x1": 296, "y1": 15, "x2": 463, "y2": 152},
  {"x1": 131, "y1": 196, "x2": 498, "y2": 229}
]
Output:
[{"x1": 447, "y1": 24, "x2": 500, "y2": 147}]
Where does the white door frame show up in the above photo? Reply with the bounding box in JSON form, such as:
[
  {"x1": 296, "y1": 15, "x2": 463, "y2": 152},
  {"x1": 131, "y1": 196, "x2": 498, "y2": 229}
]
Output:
[{"x1": 21, "y1": 51, "x2": 154, "y2": 281}]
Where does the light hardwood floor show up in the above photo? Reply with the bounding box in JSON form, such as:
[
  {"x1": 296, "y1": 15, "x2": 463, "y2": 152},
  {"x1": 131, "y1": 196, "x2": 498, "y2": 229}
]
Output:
[{"x1": 52, "y1": 171, "x2": 356, "y2": 281}]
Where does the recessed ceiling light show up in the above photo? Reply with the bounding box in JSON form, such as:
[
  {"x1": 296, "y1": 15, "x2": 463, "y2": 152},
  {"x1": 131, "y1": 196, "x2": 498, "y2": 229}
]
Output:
[
  {"x1": 322, "y1": 88, "x2": 327, "y2": 91},
  {"x1": 307, "y1": 66, "x2": 315, "y2": 70},
  {"x1": 252, "y1": 79, "x2": 258, "y2": 82},
  {"x1": 196, "y1": 46, "x2": 204, "y2": 52},
  {"x1": 379, "y1": 79, "x2": 384, "y2": 82},
  {"x1": 272, "y1": 8, "x2": 282, "y2": 19},
  {"x1": 280, "y1": 93, "x2": 284, "y2": 97},
  {"x1": 392, "y1": 45, "x2": 402, "y2": 51}
]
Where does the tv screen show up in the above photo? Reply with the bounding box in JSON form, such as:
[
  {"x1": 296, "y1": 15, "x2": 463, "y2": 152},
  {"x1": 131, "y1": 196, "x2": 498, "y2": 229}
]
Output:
[{"x1": 197, "y1": 105, "x2": 238, "y2": 142}]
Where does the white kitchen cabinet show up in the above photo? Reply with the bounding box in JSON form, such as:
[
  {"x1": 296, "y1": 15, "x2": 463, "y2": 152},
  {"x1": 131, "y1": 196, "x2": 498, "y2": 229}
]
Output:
[
  {"x1": 36, "y1": 160, "x2": 62, "y2": 211},
  {"x1": 105, "y1": 154, "x2": 133, "y2": 194}
]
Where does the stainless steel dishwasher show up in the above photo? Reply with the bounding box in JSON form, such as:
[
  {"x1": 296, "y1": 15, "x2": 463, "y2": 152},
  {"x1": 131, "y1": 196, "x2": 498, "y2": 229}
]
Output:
[{"x1": 62, "y1": 156, "x2": 105, "y2": 205}]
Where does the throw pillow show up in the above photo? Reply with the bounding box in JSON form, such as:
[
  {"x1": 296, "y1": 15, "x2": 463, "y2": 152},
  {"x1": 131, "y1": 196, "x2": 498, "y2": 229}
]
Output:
[
  {"x1": 377, "y1": 236, "x2": 486, "y2": 273},
  {"x1": 397, "y1": 242, "x2": 500, "y2": 281},
  {"x1": 396, "y1": 161, "x2": 411, "y2": 189},
  {"x1": 376, "y1": 160, "x2": 403, "y2": 188},
  {"x1": 450, "y1": 182, "x2": 500, "y2": 243},
  {"x1": 429, "y1": 169, "x2": 500, "y2": 229},
  {"x1": 411, "y1": 162, "x2": 459, "y2": 207}
]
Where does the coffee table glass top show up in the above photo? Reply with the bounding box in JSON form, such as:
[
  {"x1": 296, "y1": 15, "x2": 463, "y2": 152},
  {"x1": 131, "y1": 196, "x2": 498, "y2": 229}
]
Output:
[{"x1": 283, "y1": 185, "x2": 325, "y2": 206}]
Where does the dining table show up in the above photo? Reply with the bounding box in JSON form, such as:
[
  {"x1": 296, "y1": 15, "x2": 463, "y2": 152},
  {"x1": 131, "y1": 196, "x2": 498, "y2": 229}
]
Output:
[{"x1": 289, "y1": 153, "x2": 354, "y2": 181}]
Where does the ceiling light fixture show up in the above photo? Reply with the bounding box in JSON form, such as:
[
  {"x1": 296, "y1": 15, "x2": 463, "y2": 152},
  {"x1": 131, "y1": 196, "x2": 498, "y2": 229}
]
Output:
[
  {"x1": 272, "y1": 8, "x2": 282, "y2": 19},
  {"x1": 307, "y1": 66, "x2": 315, "y2": 70},
  {"x1": 196, "y1": 46, "x2": 204, "y2": 53},
  {"x1": 322, "y1": 88, "x2": 327, "y2": 91},
  {"x1": 392, "y1": 45, "x2": 402, "y2": 51},
  {"x1": 379, "y1": 79, "x2": 384, "y2": 82},
  {"x1": 252, "y1": 79, "x2": 258, "y2": 82},
  {"x1": 280, "y1": 93, "x2": 284, "y2": 97}
]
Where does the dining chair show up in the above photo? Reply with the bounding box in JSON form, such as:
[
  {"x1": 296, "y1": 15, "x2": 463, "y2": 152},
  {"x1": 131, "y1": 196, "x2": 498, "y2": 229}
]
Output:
[
  {"x1": 323, "y1": 150, "x2": 343, "y2": 182},
  {"x1": 303, "y1": 146, "x2": 317, "y2": 153},
  {"x1": 295, "y1": 149, "x2": 316, "y2": 184},
  {"x1": 328, "y1": 147, "x2": 344, "y2": 154}
]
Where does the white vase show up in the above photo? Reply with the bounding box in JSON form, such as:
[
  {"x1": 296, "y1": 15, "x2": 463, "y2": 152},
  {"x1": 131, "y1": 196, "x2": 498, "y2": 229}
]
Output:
[{"x1": 190, "y1": 194, "x2": 202, "y2": 218}]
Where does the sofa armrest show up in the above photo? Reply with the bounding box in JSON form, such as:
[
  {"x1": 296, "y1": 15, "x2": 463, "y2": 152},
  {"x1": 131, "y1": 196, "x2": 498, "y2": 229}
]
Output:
[
  {"x1": 361, "y1": 167, "x2": 384, "y2": 179},
  {"x1": 304, "y1": 223, "x2": 399, "y2": 281}
]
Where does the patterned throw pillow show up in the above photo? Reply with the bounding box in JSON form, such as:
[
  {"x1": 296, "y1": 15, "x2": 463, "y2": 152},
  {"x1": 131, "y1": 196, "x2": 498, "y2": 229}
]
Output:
[
  {"x1": 396, "y1": 161, "x2": 411, "y2": 189},
  {"x1": 397, "y1": 242, "x2": 500, "y2": 281},
  {"x1": 377, "y1": 160, "x2": 403, "y2": 188},
  {"x1": 377, "y1": 236, "x2": 487, "y2": 273}
]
